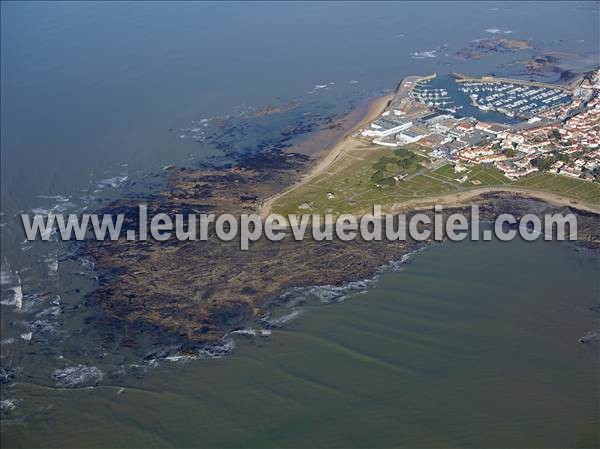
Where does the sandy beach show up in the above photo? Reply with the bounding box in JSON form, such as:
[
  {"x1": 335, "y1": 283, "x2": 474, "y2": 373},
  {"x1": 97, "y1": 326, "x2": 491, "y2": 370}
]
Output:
[
  {"x1": 261, "y1": 92, "x2": 599, "y2": 218},
  {"x1": 260, "y1": 92, "x2": 394, "y2": 218}
]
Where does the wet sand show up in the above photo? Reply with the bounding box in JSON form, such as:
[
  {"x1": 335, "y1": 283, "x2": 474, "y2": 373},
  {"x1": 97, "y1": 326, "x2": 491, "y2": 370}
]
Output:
[
  {"x1": 260, "y1": 92, "x2": 394, "y2": 218},
  {"x1": 261, "y1": 93, "x2": 599, "y2": 218}
]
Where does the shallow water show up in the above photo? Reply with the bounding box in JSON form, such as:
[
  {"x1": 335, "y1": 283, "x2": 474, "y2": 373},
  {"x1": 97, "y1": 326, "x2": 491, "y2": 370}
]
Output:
[
  {"x1": 1, "y1": 2, "x2": 599, "y2": 447},
  {"x1": 2, "y1": 236, "x2": 598, "y2": 448}
]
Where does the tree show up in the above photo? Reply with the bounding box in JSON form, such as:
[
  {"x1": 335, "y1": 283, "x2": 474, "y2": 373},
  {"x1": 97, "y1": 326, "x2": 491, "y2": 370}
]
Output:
[
  {"x1": 394, "y1": 148, "x2": 412, "y2": 158},
  {"x1": 532, "y1": 157, "x2": 555, "y2": 171},
  {"x1": 551, "y1": 129, "x2": 562, "y2": 140}
]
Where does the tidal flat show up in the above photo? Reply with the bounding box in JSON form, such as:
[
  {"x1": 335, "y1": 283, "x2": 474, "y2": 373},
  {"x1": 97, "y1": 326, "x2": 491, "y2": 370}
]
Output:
[{"x1": 3, "y1": 230, "x2": 598, "y2": 449}]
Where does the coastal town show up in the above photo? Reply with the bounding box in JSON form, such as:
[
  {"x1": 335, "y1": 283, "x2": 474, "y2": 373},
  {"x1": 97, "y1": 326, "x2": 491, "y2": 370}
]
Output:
[{"x1": 359, "y1": 69, "x2": 600, "y2": 183}]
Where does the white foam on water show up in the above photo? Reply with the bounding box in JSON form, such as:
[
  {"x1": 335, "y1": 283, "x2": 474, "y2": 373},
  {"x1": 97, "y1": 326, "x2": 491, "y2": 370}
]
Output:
[
  {"x1": 578, "y1": 331, "x2": 600, "y2": 344},
  {"x1": 383, "y1": 246, "x2": 427, "y2": 272},
  {"x1": 271, "y1": 246, "x2": 428, "y2": 326},
  {"x1": 164, "y1": 354, "x2": 196, "y2": 363},
  {"x1": 485, "y1": 28, "x2": 513, "y2": 34},
  {"x1": 45, "y1": 254, "x2": 59, "y2": 276},
  {"x1": 1, "y1": 271, "x2": 23, "y2": 310},
  {"x1": 54, "y1": 201, "x2": 76, "y2": 213},
  {"x1": 1, "y1": 270, "x2": 15, "y2": 286},
  {"x1": 158, "y1": 338, "x2": 238, "y2": 364},
  {"x1": 79, "y1": 195, "x2": 96, "y2": 204},
  {"x1": 97, "y1": 175, "x2": 128, "y2": 189},
  {"x1": 229, "y1": 328, "x2": 271, "y2": 338},
  {"x1": 79, "y1": 257, "x2": 95, "y2": 271},
  {"x1": 29, "y1": 318, "x2": 59, "y2": 336},
  {"x1": 0, "y1": 399, "x2": 18, "y2": 411},
  {"x1": 301, "y1": 281, "x2": 368, "y2": 304},
  {"x1": 411, "y1": 50, "x2": 437, "y2": 59},
  {"x1": 30, "y1": 204, "x2": 59, "y2": 216},
  {"x1": 264, "y1": 309, "x2": 303, "y2": 327},
  {"x1": 36, "y1": 304, "x2": 61, "y2": 318},
  {"x1": 196, "y1": 339, "x2": 236, "y2": 359},
  {"x1": 52, "y1": 365, "x2": 104, "y2": 387},
  {"x1": 37, "y1": 195, "x2": 70, "y2": 203},
  {"x1": 230, "y1": 329, "x2": 257, "y2": 337},
  {"x1": 20, "y1": 332, "x2": 32, "y2": 341}
]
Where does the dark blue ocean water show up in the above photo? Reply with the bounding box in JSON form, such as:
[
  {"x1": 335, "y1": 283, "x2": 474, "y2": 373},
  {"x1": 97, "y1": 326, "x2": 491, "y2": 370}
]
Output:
[
  {"x1": 2, "y1": 2, "x2": 598, "y2": 217},
  {"x1": 1, "y1": 3, "x2": 598, "y2": 446}
]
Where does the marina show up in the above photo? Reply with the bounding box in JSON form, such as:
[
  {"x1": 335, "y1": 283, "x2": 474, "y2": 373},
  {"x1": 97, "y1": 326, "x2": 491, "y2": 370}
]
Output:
[
  {"x1": 1, "y1": 2, "x2": 599, "y2": 448},
  {"x1": 407, "y1": 75, "x2": 521, "y2": 124},
  {"x1": 358, "y1": 68, "x2": 598, "y2": 183},
  {"x1": 458, "y1": 81, "x2": 571, "y2": 119},
  {"x1": 410, "y1": 82, "x2": 455, "y2": 108}
]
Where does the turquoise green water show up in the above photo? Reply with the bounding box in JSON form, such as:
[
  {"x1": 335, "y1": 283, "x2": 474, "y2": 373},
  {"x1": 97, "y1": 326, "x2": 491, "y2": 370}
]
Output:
[
  {"x1": 3, "y1": 236, "x2": 598, "y2": 448},
  {"x1": 2, "y1": 3, "x2": 599, "y2": 447}
]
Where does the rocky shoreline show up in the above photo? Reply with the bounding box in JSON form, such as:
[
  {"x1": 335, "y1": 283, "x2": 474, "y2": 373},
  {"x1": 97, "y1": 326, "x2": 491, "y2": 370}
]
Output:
[
  {"x1": 80, "y1": 92, "x2": 600, "y2": 358},
  {"x1": 83, "y1": 152, "x2": 421, "y2": 346},
  {"x1": 456, "y1": 37, "x2": 533, "y2": 60},
  {"x1": 82, "y1": 153, "x2": 600, "y2": 356}
]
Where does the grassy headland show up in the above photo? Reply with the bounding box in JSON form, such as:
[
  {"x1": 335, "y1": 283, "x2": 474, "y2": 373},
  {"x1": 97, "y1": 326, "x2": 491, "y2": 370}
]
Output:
[{"x1": 269, "y1": 140, "x2": 600, "y2": 216}]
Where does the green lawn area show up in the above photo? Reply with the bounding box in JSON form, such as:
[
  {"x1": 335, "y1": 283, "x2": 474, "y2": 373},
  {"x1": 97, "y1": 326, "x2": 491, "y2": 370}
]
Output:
[
  {"x1": 430, "y1": 163, "x2": 511, "y2": 186},
  {"x1": 514, "y1": 172, "x2": 600, "y2": 203},
  {"x1": 273, "y1": 146, "x2": 436, "y2": 215},
  {"x1": 430, "y1": 163, "x2": 465, "y2": 181},
  {"x1": 467, "y1": 165, "x2": 512, "y2": 186},
  {"x1": 271, "y1": 143, "x2": 599, "y2": 216}
]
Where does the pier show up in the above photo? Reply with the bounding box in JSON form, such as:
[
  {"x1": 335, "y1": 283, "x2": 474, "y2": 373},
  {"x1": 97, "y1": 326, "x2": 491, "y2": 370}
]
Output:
[{"x1": 452, "y1": 73, "x2": 573, "y2": 92}]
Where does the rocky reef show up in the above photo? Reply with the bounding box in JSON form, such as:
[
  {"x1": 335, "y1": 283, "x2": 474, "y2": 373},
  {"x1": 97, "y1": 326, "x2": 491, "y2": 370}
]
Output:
[
  {"x1": 456, "y1": 38, "x2": 533, "y2": 60},
  {"x1": 83, "y1": 151, "x2": 600, "y2": 350},
  {"x1": 83, "y1": 151, "x2": 423, "y2": 346}
]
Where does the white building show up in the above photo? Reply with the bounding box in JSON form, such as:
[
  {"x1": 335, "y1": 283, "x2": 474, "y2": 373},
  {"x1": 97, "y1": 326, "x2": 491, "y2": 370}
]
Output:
[
  {"x1": 361, "y1": 119, "x2": 413, "y2": 138},
  {"x1": 396, "y1": 128, "x2": 427, "y2": 144}
]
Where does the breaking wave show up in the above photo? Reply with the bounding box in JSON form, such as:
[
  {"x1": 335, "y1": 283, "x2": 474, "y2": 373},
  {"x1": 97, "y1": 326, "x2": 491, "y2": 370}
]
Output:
[
  {"x1": 0, "y1": 269, "x2": 23, "y2": 310},
  {"x1": 485, "y1": 28, "x2": 513, "y2": 34},
  {"x1": 411, "y1": 50, "x2": 438, "y2": 59},
  {"x1": 97, "y1": 175, "x2": 128, "y2": 190},
  {"x1": 52, "y1": 365, "x2": 104, "y2": 388}
]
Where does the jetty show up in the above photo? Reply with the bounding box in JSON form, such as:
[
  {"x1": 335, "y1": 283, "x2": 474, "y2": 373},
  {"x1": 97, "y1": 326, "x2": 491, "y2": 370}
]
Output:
[{"x1": 451, "y1": 73, "x2": 573, "y2": 92}]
